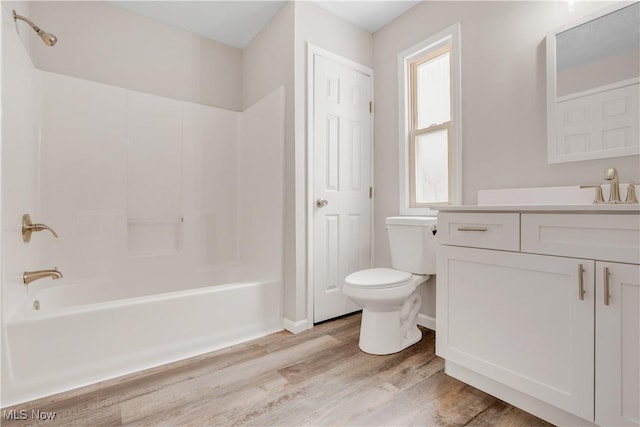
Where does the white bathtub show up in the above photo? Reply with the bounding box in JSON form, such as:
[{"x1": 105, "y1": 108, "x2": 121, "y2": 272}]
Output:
[{"x1": 2, "y1": 279, "x2": 283, "y2": 406}]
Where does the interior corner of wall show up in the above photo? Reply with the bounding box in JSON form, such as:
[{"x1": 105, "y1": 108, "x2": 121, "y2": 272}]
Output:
[{"x1": 2, "y1": 4, "x2": 36, "y2": 69}]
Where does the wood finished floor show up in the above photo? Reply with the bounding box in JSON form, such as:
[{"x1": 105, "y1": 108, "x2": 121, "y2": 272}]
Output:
[{"x1": 2, "y1": 313, "x2": 553, "y2": 427}]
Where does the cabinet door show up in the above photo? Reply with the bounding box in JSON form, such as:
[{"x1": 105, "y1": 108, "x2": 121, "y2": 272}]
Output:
[
  {"x1": 436, "y1": 246, "x2": 594, "y2": 421},
  {"x1": 596, "y1": 262, "x2": 640, "y2": 426}
]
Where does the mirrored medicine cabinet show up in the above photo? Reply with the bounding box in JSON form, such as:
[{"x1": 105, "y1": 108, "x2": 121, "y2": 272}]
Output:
[{"x1": 546, "y1": 2, "x2": 640, "y2": 164}]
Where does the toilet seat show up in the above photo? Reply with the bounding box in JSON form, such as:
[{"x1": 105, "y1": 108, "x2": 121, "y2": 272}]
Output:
[{"x1": 345, "y1": 268, "x2": 412, "y2": 289}]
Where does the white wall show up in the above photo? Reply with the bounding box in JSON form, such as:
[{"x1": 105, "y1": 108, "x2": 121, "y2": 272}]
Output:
[
  {"x1": 242, "y1": 2, "x2": 296, "y2": 319},
  {"x1": 243, "y1": 1, "x2": 374, "y2": 325},
  {"x1": 2, "y1": 0, "x2": 285, "y2": 317},
  {"x1": 1, "y1": 3, "x2": 40, "y2": 321},
  {"x1": 373, "y1": 0, "x2": 640, "y2": 268},
  {"x1": 34, "y1": 72, "x2": 229, "y2": 292},
  {"x1": 1, "y1": 1, "x2": 40, "y2": 388},
  {"x1": 3, "y1": 2, "x2": 32, "y2": 55},
  {"x1": 7, "y1": 0, "x2": 291, "y2": 321},
  {"x1": 7, "y1": 0, "x2": 372, "y2": 330},
  {"x1": 242, "y1": 2, "x2": 294, "y2": 110},
  {"x1": 2, "y1": 68, "x2": 284, "y2": 321},
  {"x1": 27, "y1": 1, "x2": 243, "y2": 111},
  {"x1": 292, "y1": 1, "x2": 373, "y2": 324},
  {"x1": 1, "y1": 6, "x2": 3, "y2": 329},
  {"x1": 238, "y1": 88, "x2": 285, "y2": 281},
  {"x1": 1, "y1": 6, "x2": 4, "y2": 394}
]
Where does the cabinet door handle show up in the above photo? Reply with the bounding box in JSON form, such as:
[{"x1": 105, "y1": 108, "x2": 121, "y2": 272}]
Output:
[
  {"x1": 604, "y1": 267, "x2": 611, "y2": 306},
  {"x1": 457, "y1": 226, "x2": 488, "y2": 232},
  {"x1": 578, "y1": 264, "x2": 586, "y2": 301}
]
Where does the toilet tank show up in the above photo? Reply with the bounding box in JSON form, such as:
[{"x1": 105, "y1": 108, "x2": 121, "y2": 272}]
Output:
[{"x1": 386, "y1": 216, "x2": 437, "y2": 274}]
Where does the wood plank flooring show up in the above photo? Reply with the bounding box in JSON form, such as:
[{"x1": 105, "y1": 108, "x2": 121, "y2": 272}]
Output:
[{"x1": 2, "y1": 313, "x2": 553, "y2": 426}]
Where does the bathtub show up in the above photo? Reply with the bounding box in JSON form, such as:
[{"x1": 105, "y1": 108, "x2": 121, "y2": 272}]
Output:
[{"x1": 2, "y1": 278, "x2": 283, "y2": 406}]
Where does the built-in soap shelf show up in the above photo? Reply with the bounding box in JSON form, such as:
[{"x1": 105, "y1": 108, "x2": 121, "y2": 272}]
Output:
[{"x1": 127, "y1": 217, "x2": 183, "y2": 256}]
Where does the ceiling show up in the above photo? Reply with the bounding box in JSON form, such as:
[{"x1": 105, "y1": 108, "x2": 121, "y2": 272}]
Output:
[{"x1": 112, "y1": 1, "x2": 421, "y2": 49}]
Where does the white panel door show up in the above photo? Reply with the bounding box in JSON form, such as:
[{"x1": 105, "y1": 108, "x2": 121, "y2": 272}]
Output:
[
  {"x1": 313, "y1": 54, "x2": 372, "y2": 323},
  {"x1": 596, "y1": 262, "x2": 640, "y2": 427},
  {"x1": 436, "y1": 246, "x2": 595, "y2": 421}
]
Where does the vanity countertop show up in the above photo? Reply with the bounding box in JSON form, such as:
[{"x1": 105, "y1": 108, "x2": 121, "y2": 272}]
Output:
[{"x1": 437, "y1": 204, "x2": 640, "y2": 213}]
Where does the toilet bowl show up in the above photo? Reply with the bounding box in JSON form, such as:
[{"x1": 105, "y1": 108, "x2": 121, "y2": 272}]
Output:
[
  {"x1": 344, "y1": 268, "x2": 428, "y2": 354},
  {"x1": 342, "y1": 216, "x2": 437, "y2": 355}
]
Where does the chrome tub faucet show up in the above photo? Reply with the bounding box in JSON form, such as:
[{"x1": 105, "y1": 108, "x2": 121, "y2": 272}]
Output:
[{"x1": 23, "y1": 268, "x2": 63, "y2": 285}]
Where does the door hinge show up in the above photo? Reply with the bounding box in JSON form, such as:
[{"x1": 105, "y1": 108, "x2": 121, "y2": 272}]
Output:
[
  {"x1": 369, "y1": 101, "x2": 373, "y2": 114},
  {"x1": 369, "y1": 187, "x2": 373, "y2": 199}
]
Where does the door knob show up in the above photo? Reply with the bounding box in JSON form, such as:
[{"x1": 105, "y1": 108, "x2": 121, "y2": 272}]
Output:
[{"x1": 316, "y1": 198, "x2": 328, "y2": 208}]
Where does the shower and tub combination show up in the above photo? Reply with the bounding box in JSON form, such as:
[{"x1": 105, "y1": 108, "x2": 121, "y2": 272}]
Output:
[{"x1": 1, "y1": 9, "x2": 285, "y2": 406}]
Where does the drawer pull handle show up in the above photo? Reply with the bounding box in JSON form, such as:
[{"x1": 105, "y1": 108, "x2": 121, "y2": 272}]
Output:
[
  {"x1": 578, "y1": 264, "x2": 585, "y2": 301},
  {"x1": 457, "y1": 226, "x2": 488, "y2": 232},
  {"x1": 604, "y1": 267, "x2": 611, "y2": 306}
]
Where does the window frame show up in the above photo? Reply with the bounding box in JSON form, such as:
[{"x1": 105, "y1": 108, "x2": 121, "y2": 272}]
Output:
[
  {"x1": 409, "y1": 45, "x2": 452, "y2": 208},
  {"x1": 398, "y1": 23, "x2": 462, "y2": 215}
]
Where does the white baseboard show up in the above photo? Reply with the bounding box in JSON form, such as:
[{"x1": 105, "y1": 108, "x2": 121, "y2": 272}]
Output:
[
  {"x1": 283, "y1": 318, "x2": 309, "y2": 334},
  {"x1": 285, "y1": 314, "x2": 432, "y2": 334},
  {"x1": 417, "y1": 313, "x2": 436, "y2": 331}
]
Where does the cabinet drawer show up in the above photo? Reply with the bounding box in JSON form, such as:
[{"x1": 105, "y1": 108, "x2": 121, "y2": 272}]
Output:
[
  {"x1": 521, "y1": 214, "x2": 640, "y2": 264},
  {"x1": 438, "y1": 212, "x2": 520, "y2": 251}
]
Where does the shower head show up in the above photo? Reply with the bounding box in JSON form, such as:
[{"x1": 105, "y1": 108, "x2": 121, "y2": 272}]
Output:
[
  {"x1": 12, "y1": 10, "x2": 57, "y2": 47},
  {"x1": 38, "y1": 30, "x2": 58, "y2": 47}
]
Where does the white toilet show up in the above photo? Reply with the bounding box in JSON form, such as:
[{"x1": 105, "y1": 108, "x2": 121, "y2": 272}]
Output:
[{"x1": 343, "y1": 216, "x2": 437, "y2": 355}]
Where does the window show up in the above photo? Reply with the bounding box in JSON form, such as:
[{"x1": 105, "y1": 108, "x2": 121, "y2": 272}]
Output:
[{"x1": 398, "y1": 24, "x2": 461, "y2": 215}]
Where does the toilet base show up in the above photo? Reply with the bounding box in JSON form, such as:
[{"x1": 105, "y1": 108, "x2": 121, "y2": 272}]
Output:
[
  {"x1": 358, "y1": 308, "x2": 423, "y2": 355},
  {"x1": 343, "y1": 276, "x2": 426, "y2": 356}
]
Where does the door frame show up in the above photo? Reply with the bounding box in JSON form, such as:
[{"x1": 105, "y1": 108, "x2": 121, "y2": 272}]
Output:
[{"x1": 306, "y1": 43, "x2": 375, "y2": 327}]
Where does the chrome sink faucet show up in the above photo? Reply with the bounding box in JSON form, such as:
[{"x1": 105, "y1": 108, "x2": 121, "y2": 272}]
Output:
[
  {"x1": 597, "y1": 167, "x2": 638, "y2": 204},
  {"x1": 604, "y1": 167, "x2": 622, "y2": 203},
  {"x1": 23, "y1": 268, "x2": 63, "y2": 285}
]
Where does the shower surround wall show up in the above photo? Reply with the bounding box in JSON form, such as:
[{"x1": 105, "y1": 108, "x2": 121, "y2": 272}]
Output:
[
  {"x1": 1, "y1": 68, "x2": 284, "y2": 404},
  {"x1": 6, "y1": 70, "x2": 284, "y2": 314},
  {"x1": 1, "y1": 2, "x2": 39, "y2": 323},
  {"x1": 0, "y1": 2, "x2": 287, "y2": 405}
]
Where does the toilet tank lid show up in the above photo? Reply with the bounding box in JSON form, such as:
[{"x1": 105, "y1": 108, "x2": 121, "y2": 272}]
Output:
[{"x1": 385, "y1": 216, "x2": 437, "y2": 226}]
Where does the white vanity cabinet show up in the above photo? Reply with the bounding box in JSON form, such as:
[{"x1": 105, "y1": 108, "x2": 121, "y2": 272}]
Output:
[
  {"x1": 437, "y1": 246, "x2": 595, "y2": 420},
  {"x1": 595, "y1": 261, "x2": 640, "y2": 427},
  {"x1": 436, "y1": 209, "x2": 640, "y2": 426}
]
